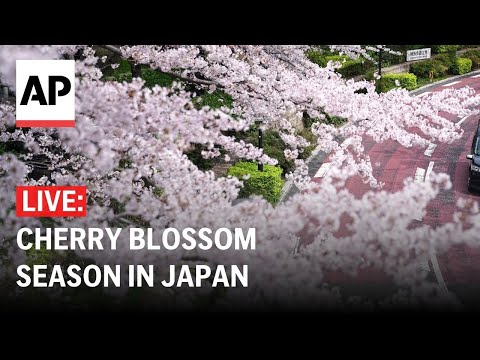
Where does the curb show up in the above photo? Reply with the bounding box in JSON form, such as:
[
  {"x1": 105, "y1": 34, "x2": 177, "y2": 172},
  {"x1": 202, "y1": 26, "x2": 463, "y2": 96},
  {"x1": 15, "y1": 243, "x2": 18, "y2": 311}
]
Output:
[
  {"x1": 410, "y1": 69, "x2": 480, "y2": 95},
  {"x1": 279, "y1": 120, "x2": 350, "y2": 203}
]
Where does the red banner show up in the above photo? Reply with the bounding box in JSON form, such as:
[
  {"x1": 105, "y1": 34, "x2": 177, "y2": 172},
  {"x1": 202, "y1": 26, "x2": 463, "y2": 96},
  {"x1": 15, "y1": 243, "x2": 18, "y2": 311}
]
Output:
[{"x1": 16, "y1": 186, "x2": 87, "y2": 217}]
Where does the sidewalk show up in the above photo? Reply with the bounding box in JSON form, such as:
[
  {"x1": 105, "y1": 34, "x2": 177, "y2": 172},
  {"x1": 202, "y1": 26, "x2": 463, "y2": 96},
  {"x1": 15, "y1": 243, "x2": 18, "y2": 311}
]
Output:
[{"x1": 353, "y1": 47, "x2": 480, "y2": 81}]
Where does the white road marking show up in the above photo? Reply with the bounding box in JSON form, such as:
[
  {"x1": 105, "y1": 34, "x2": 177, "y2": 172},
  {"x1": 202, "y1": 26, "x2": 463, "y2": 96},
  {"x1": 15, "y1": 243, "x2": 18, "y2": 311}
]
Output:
[
  {"x1": 458, "y1": 115, "x2": 469, "y2": 126},
  {"x1": 413, "y1": 167, "x2": 426, "y2": 221},
  {"x1": 314, "y1": 162, "x2": 332, "y2": 178},
  {"x1": 442, "y1": 80, "x2": 461, "y2": 87},
  {"x1": 418, "y1": 91, "x2": 431, "y2": 97},
  {"x1": 423, "y1": 161, "x2": 450, "y2": 294},
  {"x1": 292, "y1": 238, "x2": 300, "y2": 255},
  {"x1": 415, "y1": 165, "x2": 430, "y2": 270},
  {"x1": 425, "y1": 161, "x2": 435, "y2": 181},
  {"x1": 418, "y1": 257, "x2": 430, "y2": 272},
  {"x1": 430, "y1": 252, "x2": 449, "y2": 294},
  {"x1": 471, "y1": 74, "x2": 480, "y2": 78},
  {"x1": 342, "y1": 137, "x2": 353, "y2": 147},
  {"x1": 412, "y1": 161, "x2": 449, "y2": 294},
  {"x1": 414, "y1": 167, "x2": 426, "y2": 183},
  {"x1": 424, "y1": 143, "x2": 437, "y2": 157}
]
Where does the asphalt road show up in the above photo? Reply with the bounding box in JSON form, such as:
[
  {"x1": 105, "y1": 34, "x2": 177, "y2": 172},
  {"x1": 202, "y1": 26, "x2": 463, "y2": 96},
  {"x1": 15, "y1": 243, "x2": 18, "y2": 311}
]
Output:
[{"x1": 302, "y1": 74, "x2": 480, "y2": 308}]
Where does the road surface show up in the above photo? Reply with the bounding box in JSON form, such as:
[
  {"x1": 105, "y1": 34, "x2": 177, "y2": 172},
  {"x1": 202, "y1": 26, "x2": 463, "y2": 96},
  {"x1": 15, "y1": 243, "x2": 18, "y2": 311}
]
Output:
[{"x1": 304, "y1": 73, "x2": 480, "y2": 308}]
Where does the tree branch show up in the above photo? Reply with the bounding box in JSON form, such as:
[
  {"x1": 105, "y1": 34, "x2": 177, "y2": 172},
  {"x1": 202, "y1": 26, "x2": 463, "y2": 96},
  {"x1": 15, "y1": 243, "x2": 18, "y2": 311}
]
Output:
[
  {"x1": 101, "y1": 45, "x2": 223, "y2": 88},
  {"x1": 100, "y1": 45, "x2": 308, "y2": 108}
]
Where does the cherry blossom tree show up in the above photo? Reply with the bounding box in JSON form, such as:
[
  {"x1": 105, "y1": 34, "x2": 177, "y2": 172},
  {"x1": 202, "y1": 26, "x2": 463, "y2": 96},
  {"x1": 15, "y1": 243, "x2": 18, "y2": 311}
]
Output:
[{"x1": 1, "y1": 45, "x2": 480, "y2": 309}]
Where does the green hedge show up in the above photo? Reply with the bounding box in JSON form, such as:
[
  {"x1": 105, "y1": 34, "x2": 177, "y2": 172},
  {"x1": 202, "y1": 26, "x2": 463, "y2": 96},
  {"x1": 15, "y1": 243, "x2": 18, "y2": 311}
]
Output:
[
  {"x1": 451, "y1": 57, "x2": 472, "y2": 75},
  {"x1": 306, "y1": 51, "x2": 372, "y2": 78},
  {"x1": 410, "y1": 59, "x2": 449, "y2": 78},
  {"x1": 306, "y1": 49, "x2": 327, "y2": 66},
  {"x1": 140, "y1": 66, "x2": 175, "y2": 87},
  {"x1": 434, "y1": 53, "x2": 457, "y2": 71},
  {"x1": 193, "y1": 90, "x2": 233, "y2": 109},
  {"x1": 378, "y1": 73, "x2": 417, "y2": 92},
  {"x1": 296, "y1": 127, "x2": 316, "y2": 160},
  {"x1": 227, "y1": 161, "x2": 284, "y2": 205},
  {"x1": 461, "y1": 50, "x2": 480, "y2": 70},
  {"x1": 111, "y1": 60, "x2": 133, "y2": 82},
  {"x1": 431, "y1": 45, "x2": 460, "y2": 54},
  {"x1": 186, "y1": 144, "x2": 216, "y2": 170},
  {"x1": 327, "y1": 56, "x2": 370, "y2": 78},
  {"x1": 239, "y1": 128, "x2": 295, "y2": 175}
]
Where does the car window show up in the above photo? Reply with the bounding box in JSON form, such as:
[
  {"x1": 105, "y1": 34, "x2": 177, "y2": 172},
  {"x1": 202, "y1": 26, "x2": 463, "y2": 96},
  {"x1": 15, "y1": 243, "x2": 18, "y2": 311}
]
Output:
[{"x1": 476, "y1": 137, "x2": 480, "y2": 156}]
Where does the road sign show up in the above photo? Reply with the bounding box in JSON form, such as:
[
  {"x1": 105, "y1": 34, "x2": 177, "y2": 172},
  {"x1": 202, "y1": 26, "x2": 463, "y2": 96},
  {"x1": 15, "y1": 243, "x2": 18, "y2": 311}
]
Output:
[{"x1": 407, "y1": 48, "x2": 431, "y2": 62}]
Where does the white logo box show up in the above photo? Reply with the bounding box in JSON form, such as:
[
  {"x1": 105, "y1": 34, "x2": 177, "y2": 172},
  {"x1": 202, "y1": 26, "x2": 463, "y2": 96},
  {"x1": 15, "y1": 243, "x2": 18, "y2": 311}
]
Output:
[{"x1": 16, "y1": 60, "x2": 75, "y2": 128}]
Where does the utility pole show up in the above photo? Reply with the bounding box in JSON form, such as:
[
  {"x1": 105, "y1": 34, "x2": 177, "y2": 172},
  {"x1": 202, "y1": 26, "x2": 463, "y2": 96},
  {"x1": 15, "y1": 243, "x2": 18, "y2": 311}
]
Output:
[
  {"x1": 377, "y1": 48, "x2": 383, "y2": 93},
  {"x1": 378, "y1": 48, "x2": 383, "y2": 76},
  {"x1": 256, "y1": 120, "x2": 264, "y2": 171}
]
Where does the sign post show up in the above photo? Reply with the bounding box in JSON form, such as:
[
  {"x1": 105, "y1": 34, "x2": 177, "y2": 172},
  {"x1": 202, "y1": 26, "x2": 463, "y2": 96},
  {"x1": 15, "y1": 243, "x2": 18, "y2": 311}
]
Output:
[{"x1": 406, "y1": 48, "x2": 431, "y2": 62}]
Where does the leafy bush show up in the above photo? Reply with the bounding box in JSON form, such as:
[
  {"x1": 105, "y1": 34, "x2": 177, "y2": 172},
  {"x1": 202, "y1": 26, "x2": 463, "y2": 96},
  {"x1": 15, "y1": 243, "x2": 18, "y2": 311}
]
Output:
[
  {"x1": 186, "y1": 144, "x2": 216, "y2": 170},
  {"x1": 306, "y1": 51, "x2": 372, "y2": 78},
  {"x1": 140, "y1": 67, "x2": 175, "y2": 87},
  {"x1": 410, "y1": 59, "x2": 449, "y2": 78},
  {"x1": 451, "y1": 57, "x2": 472, "y2": 75},
  {"x1": 337, "y1": 58, "x2": 368, "y2": 78},
  {"x1": 462, "y1": 50, "x2": 480, "y2": 70},
  {"x1": 324, "y1": 55, "x2": 372, "y2": 78},
  {"x1": 378, "y1": 73, "x2": 417, "y2": 92},
  {"x1": 431, "y1": 45, "x2": 460, "y2": 54},
  {"x1": 227, "y1": 161, "x2": 284, "y2": 205},
  {"x1": 237, "y1": 128, "x2": 294, "y2": 175},
  {"x1": 259, "y1": 130, "x2": 294, "y2": 175},
  {"x1": 434, "y1": 53, "x2": 457, "y2": 71},
  {"x1": 111, "y1": 60, "x2": 132, "y2": 82},
  {"x1": 306, "y1": 49, "x2": 327, "y2": 66},
  {"x1": 303, "y1": 113, "x2": 347, "y2": 128},
  {"x1": 302, "y1": 114, "x2": 318, "y2": 129},
  {"x1": 324, "y1": 114, "x2": 348, "y2": 126},
  {"x1": 297, "y1": 127, "x2": 317, "y2": 160},
  {"x1": 193, "y1": 90, "x2": 233, "y2": 109},
  {"x1": 26, "y1": 245, "x2": 63, "y2": 267}
]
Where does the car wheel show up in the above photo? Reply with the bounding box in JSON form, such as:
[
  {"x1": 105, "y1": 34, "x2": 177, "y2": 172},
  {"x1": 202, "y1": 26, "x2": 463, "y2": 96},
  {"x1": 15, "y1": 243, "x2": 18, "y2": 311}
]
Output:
[{"x1": 468, "y1": 176, "x2": 473, "y2": 192}]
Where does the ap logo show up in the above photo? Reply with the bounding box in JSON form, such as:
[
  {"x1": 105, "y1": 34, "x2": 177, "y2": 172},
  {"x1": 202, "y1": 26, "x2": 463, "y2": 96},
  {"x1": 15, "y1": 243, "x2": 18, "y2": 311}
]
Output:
[{"x1": 16, "y1": 60, "x2": 75, "y2": 128}]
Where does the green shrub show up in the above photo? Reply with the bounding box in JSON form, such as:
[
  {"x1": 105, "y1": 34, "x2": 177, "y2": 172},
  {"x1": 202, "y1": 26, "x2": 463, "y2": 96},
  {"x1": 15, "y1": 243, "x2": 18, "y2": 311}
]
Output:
[
  {"x1": 112, "y1": 60, "x2": 132, "y2": 82},
  {"x1": 302, "y1": 115, "x2": 318, "y2": 129},
  {"x1": 431, "y1": 45, "x2": 460, "y2": 54},
  {"x1": 140, "y1": 67, "x2": 175, "y2": 87},
  {"x1": 186, "y1": 144, "x2": 216, "y2": 170},
  {"x1": 26, "y1": 245, "x2": 63, "y2": 267},
  {"x1": 434, "y1": 52, "x2": 457, "y2": 72},
  {"x1": 325, "y1": 55, "x2": 371, "y2": 78},
  {"x1": 378, "y1": 73, "x2": 417, "y2": 92},
  {"x1": 451, "y1": 57, "x2": 472, "y2": 75},
  {"x1": 227, "y1": 161, "x2": 283, "y2": 205},
  {"x1": 101, "y1": 58, "x2": 131, "y2": 82},
  {"x1": 306, "y1": 51, "x2": 372, "y2": 78},
  {"x1": 193, "y1": 90, "x2": 233, "y2": 109},
  {"x1": 297, "y1": 127, "x2": 317, "y2": 160},
  {"x1": 260, "y1": 130, "x2": 294, "y2": 175},
  {"x1": 410, "y1": 59, "x2": 449, "y2": 78},
  {"x1": 338, "y1": 58, "x2": 368, "y2": 78},
  {"x1": 237, "y1": 128, "x2": 294, "y2": 175},
  {"x1": 324, "y1": 114, "x2": 348, "y2": 126},
  {"x1": 303, "y1": 113, "x2": 347, "y2": 129},
  {"x1": 306, "y1": 49, "x2": 328, "y2": 66},
  {"x1": 461, "y1": 50, "x2": 480, "y2": 70}
]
